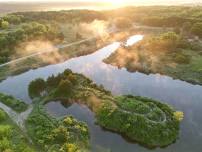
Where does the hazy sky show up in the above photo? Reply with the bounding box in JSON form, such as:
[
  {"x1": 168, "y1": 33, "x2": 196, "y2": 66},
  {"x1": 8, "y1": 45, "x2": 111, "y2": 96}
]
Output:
[{"x1": 0, "y1": 0, "x2": 201, "y2": 4}]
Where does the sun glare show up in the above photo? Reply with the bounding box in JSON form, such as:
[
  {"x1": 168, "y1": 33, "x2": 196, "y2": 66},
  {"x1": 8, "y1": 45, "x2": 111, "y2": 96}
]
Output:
[{"x1": 106, "y1": 0, "x2": 125, "y2": 6}]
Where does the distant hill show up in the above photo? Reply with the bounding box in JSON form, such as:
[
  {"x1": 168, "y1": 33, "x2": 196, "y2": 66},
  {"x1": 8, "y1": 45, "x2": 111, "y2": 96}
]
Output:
[
  {"x1": 0, "y1": 1, "x2": 201, "y2": 14},
  {"x1": 0, "y1": 2, "x2": 111, "y2": 14},
  {"x1": 181, "y1": 2, "x2": 202, "y2": 6}
]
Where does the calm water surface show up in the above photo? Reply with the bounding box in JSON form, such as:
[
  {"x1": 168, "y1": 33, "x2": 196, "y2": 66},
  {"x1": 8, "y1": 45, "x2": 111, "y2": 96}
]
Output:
[{"x1": 0, "y1": 35, "x2": 201, "y2": 152}]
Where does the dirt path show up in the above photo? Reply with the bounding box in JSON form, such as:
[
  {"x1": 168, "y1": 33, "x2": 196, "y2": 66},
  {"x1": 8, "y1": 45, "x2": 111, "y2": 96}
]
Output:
[
  {"x1": 0, "y1": 102, "x2": 33, "y2": 130},
  {"x1": 120, "y1": 107, "x2": 167, "y2": 124}
]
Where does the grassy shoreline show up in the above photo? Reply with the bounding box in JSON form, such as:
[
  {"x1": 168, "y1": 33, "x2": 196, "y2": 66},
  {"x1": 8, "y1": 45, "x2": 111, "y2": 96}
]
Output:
[
  {"x1": 0, "y1": 92, "x2": 28, "y2": 113},
  {"x1": 25, "y1": 101, "x2": 90, "y2": 152},
  {"x1": 104, "y1": 32, "x2": 202, "y2": 86},
  {"x1": 0, "y1": 29, "x2": 136, "y2": 82}
]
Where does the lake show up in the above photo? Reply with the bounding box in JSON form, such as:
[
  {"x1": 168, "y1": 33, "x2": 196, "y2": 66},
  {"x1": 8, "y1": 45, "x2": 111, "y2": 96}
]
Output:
[{"x1": 0, "y1": 35, "x2": 201, "y2": 152}]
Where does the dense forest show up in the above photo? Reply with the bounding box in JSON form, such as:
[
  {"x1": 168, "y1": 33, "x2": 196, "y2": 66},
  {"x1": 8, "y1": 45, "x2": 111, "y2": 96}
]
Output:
[{"x1": 0, "y1": 14, "x2": 64, "y2": 64}]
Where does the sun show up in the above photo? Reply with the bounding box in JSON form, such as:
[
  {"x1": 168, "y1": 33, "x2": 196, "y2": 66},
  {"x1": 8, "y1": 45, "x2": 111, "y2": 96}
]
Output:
[{"x1": 104, "y1": 0, "x2": 125, "y2": 6}]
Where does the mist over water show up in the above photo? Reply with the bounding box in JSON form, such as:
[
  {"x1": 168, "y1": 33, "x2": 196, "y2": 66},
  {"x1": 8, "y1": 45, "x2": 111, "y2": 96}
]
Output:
[{"x1": 0, "y1": 35, "x2": 201, "y2": 152}]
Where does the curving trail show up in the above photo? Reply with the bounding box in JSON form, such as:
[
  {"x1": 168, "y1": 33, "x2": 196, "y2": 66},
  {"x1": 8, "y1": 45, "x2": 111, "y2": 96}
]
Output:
[
  {"x1": 0, "y1": 37, "x2": 95, "y2": 68},
  {"x1": 119, "y1": 107, "x2": 167, "y2": 124},
  {"x1": 0, "y1": 102, "x2": 33, "y2": 130}
]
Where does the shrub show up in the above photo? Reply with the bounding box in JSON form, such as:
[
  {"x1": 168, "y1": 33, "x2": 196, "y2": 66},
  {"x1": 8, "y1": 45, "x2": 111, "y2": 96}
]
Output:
[
  {"x1": 173, "y1": 111, "x2": 184, "y2": 122},
  {"x1": 57, "y1": 79, "x2": 73, "y2": 95},
  {"x1": 0, "y1": 125, "x2": 12, "y2": 139},
  {"x1": 0, "y1": 109, "x2": 6, "y2": 122},
  {"x1": 191, "y1": 22, "x2": 202, "y2": 38},
  {"x1": 68, "y1": 74, "x2": 77, "y2": 85},
  {"x1": 174, "y1": 53, "x2": 191, "y2": 64},
  {"x1": 0, "y1": 93, "x2": 28, "y2": 113},
  {"x1": 115, "y1": 17, "x2": 132, "y2": 29},
  {"x1": 1, "y1": 21, "x2": 9, "y2": 29},
  {"x1": 0, "y1": 138, "x2": 12, "y2": 152}
]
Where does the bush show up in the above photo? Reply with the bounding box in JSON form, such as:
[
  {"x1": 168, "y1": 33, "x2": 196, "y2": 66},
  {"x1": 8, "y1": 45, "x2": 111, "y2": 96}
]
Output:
[
  {"x1": 0, "y1": 125, "x2": 12, "y2": 139},
  {"x1": 0, "y1": 110, "x2": 6, "y2": 122},
  {"x1": 68, "y1": 74, "x2": 77, "y2": 85},
  {"x1": 115, "y1": 17, "x2": 132, "y2": 29},
  {"x1": 0, "y1": 138, "x2": 12, "y2": 151},
  {"x1": 173, "y1": 111, "x2": 184, "y2": 122},
  {"x1": 57, "y1": 79, "x2": 73, "y2": 95},
  {"x1": 191, "y1": 22, "x2": 202, "y2": 38},
  {"x1": 0, "y1": 93, "x2": 28, "y2": 113},
  {"x1": 1, "y1": 21, "x2": 9, "y2": 29},
  {"x1": 3, "y1": 15, "x2": 23, "y2": 24},
  {"x1": 26, "y1": 104, "x2": 89, "y2": 151},
  {"x1": 174, "y1": 53, "x2": 191, "y2": 64}
]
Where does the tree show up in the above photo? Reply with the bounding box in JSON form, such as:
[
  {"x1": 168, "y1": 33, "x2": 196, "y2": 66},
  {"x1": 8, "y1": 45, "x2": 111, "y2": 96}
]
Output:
[
  {"x1": 173, "y1": 27, "x2": 181, "y2": 34},
  {"x1": 3, "y1": 15, "x2": 22, "y2": 24},
  {"x1": 173, "y1": 111, "x2": 184, "y2": 122},
  {"x1": 47, "y1": 75, "x2": 58, "y2": 88},
  {"x1": 0, "y1": 125, "x2": 12, "y2": 139},
  {"x1": 182, "y1": 22, "x2": 192, "y2": 33},
  {"x1": 0, "y1": 138, "x2": 12, "y2": 151},
  {"x1": 28, "y1": 78, "x2": 46, "y2": 97},
  {"x1": 51, "y1": 126, "x2": 68, "y2": 143},
  {"x1": 115, "y1": 17, "x2": 132, "y2": 29},
  {"x1": 191, "y1": 22, "x2": 202, "y2": 38},
  {"x1": 147, "y1": 32, "x2": 180, "y2": 52},
  {"x1": 0, "y1": 110, "x2": 6, "y2": 122},
  {"x1": 57, "y1": 79, "x2": 73, "y2": 95},
  {"x1": 63, "y1": 143, "x2": 78, "y2": 152},
  {"x1": 68, "y1": 74, "x2": 77, "y2": 85},
  {"x1": 63, "y1": 69, "x2": 72, "y2": 76},
  {"x1": 160, "y1": 32, "x2": 179, "y2": 41},
  {"x1": 1, "y1": 21, "x2": 9, "y2": 29}
]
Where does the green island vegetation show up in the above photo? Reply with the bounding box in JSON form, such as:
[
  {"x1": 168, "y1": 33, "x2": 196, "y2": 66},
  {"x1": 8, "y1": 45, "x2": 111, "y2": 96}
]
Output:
[
  {"x1": 0, "y1": 93, "x2": 28, "y2": 113},
  {"x1": 0, "y1": 90, "x2": 90, "y2": 152},
  {"x1": 26, "y1": 102, "x2": 90, "y2": 152},
  {"x1": 28, "y1": 69, "x2": 183, "y2": 147},
  {"x1": 0, "y1": 108, "x2": 34, "y2": 152}
]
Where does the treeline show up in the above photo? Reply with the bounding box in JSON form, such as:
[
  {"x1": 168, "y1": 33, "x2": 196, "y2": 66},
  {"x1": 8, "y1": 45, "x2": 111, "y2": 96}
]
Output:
[
  {"x1": 0, "y1": 10, "x2": 107, "y2": 64},
  {"x1": 14, "y1": 10, "x2": 106, "y2": 23},
  {"x1": 0, "y1": 14, "x2": 64, "y2": 64},
  {"x1": 28, "y1": 69, "x2": 78, "y2": 98},
  {"x1": 107, "y1": 6, "x2": 202, "y2": 37},
  {"x1": 1, "y1": 14, "x2": 24, "y2": 25},
  {"x1": 143, "y1": 32, "x2": 193, "y2": 51}
]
